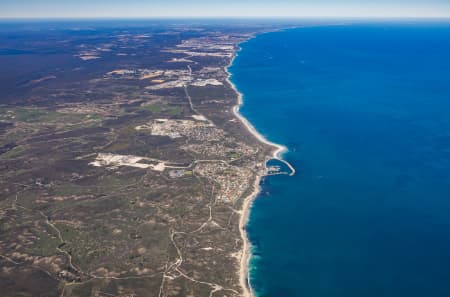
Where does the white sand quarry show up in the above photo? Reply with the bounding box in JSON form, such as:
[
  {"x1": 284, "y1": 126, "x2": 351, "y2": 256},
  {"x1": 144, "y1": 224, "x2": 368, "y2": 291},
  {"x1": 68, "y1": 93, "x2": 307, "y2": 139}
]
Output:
[{"x1": 90, "y1": 153, "x2": 166, "y2": 171}]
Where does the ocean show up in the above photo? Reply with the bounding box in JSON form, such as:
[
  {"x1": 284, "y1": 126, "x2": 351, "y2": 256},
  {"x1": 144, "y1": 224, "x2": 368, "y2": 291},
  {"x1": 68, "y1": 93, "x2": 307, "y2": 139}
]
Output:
[{"x1": 230, "y1": 22, "x2": 450, "y2": 297}]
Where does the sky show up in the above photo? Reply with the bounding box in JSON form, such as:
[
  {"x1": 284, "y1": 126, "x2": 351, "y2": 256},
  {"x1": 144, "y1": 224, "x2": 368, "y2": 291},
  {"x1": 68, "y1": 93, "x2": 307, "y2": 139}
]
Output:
[{"x1": 1, "y1": 0, "x2": 450, "y2": 18}]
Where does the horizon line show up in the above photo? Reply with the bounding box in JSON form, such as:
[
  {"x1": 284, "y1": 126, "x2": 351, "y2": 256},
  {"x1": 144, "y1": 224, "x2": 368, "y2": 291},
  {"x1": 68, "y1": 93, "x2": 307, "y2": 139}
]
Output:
[{"x1": 1, "y1": 16, "x2": 450, "y2": 21}]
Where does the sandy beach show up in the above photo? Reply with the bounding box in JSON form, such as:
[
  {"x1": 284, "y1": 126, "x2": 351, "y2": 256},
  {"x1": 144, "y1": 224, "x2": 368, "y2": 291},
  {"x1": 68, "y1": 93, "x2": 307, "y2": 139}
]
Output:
[{"x1": 225, "y1": 43, "x2": 295, "y2": 297}]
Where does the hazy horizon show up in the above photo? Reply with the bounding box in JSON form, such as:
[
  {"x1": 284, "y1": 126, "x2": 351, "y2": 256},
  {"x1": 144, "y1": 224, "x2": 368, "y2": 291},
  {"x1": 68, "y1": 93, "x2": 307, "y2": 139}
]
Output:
[{"x1": 1, "y1": 0, "x2": 450, "y2": 19}]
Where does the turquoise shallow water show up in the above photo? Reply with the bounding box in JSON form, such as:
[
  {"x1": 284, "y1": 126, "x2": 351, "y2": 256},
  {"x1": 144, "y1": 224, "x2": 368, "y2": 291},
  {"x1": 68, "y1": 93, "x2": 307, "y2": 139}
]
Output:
[{"x1": 230, "y1": 22, "x2": 450, "y2": 297}]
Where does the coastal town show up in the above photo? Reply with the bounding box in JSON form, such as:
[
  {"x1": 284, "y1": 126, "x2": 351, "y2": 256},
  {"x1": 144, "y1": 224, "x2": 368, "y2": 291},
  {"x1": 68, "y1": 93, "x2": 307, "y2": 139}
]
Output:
[{"x1": 0, "y1": 22, "x2": 291, "y2": 297}]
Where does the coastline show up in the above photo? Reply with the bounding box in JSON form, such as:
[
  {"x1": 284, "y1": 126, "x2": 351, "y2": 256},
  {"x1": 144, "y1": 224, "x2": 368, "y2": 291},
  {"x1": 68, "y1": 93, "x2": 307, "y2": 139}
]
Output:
[{"x1": 225, "y1": 38, "x2": 295, "y2": 297}]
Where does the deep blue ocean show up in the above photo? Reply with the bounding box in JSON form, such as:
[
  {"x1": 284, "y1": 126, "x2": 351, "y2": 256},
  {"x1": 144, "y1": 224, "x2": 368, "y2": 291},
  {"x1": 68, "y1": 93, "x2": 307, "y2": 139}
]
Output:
[{"x1": 230, "y1": 22, "x2": 450, "y2": 297}]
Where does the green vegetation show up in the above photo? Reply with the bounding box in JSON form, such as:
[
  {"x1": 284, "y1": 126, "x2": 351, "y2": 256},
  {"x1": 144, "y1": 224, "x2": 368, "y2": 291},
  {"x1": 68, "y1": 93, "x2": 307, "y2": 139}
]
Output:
[
  {"x1": 0, "y1": 127, "x2": 34, "y2": 144},
  {"x1": 0, "y1": 145, "x2": 25, "y2": 159},
  {"x1": 0, "y1": 107, "x2": 96, "y2": 124},
  {"x1": 142, "y1": 103, "x2": 183, "y2": 116},
  {"x1": 56, "y1": 223, "x2": 80, "y2": 242},
  {"x1": 228, "y1": 152, "x2": 241, "y2": 159},
  {"x1": 26, "y1": 230, "x2": 60, "y2": 257}
]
